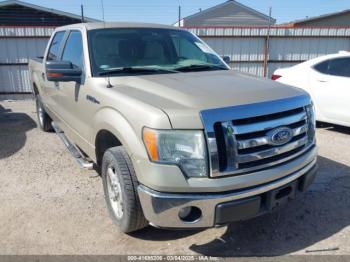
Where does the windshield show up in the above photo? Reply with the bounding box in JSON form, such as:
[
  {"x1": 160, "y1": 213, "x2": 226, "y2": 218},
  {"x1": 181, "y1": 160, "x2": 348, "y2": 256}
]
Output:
[{"x1": 88, "y1": 28, "x2": 229, "y2": 76}]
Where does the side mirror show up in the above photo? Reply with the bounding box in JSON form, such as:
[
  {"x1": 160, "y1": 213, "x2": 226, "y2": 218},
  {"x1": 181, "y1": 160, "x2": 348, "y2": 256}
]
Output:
[
  {"x1": 222, "y1": 56, "x2": 230, "y2": 64},
  {"x1": 45, "y1": 61, "x2": 82, "y2": 83}
]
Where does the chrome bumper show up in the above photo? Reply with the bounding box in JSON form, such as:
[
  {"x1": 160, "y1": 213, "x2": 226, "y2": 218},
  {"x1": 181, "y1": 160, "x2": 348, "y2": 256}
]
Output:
[{"x1": 138, "y1": 158, "x2": 318, "y2": 228}]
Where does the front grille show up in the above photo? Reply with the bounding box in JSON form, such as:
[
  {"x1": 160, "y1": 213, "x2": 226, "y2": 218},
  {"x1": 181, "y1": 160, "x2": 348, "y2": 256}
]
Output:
[{"x1": 200, "y1": 96, "x2": 315, "y2": 177}]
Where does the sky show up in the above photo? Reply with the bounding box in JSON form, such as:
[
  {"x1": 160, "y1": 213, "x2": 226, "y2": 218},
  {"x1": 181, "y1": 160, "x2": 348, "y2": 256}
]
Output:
[{"x1": 21, "y1": 0, "x2": 350, "y2": 25}]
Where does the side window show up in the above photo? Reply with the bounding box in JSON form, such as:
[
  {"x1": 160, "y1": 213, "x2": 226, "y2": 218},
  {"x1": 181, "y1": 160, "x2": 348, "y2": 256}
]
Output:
[
  {"x1": 62, "y1": 31, "x2": 84, "y2": 69},
  {"x1": 47, "y1": 31, "x2": 65, "y2": 61},
  {"x1": 328, "y1": 58, "x2": 350, "y2": 77},
  {"x1": 314, "y1": 60, "x2": 329, "y2": 74}
]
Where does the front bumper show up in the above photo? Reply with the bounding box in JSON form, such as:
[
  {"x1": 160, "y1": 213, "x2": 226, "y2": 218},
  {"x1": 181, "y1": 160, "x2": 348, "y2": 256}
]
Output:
[{"x1": 138, "y1": 158, "x2": 318, "y2": 228}]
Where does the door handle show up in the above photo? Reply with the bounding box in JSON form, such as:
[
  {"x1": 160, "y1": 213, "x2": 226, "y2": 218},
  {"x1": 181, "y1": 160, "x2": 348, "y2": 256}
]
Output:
[
  {"x1": 41, "y1": 73, "x2": 45, "y2": 80},
  {"x1": 317, "y1": 79, "x2": 328, "y2": 83}
]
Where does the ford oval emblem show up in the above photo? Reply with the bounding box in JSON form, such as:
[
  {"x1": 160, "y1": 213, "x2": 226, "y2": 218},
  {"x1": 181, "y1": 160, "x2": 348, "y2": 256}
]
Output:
[{"x1": 267, "y1": 127, "x2": 293, "y2": 146}]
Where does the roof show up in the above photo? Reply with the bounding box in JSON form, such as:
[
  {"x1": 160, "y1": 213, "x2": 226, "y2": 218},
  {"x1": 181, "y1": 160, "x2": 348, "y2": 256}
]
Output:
[
  {"x1": 57, "y1": 22, "x2": 180, "y2": 31},
  {"x1": 177, "y1": 0, "x2": 276, "y2": 27},
  {"x1": 282, "y1": 9, "x2": 350, "y2": 27},
  {"x1": 0, "y1": 0, "x2": 99, "y2": 23}
]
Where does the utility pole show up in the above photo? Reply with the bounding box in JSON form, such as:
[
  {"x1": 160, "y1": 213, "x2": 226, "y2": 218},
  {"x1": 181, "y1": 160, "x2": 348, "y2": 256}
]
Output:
[
  {"x1": 263, "y1": 7, "x2": 272, "y2": 78},
  {"x1": 101, "y1": 0, "x2": 105, "y2": 23},
  {"x1": 178, "y1": 5, "x2": 182, "y2": 27},
  {"x1": 267, "y1": 7, "x2": 272, "y2": 34},
  {"x1": 81, "y1": 4, "x2": 85, "y2": 23}
]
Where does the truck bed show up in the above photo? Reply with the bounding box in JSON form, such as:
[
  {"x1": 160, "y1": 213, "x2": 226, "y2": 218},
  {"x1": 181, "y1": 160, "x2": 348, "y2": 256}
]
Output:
[{"x1": 29, "y1": 57, "x2": 45, "y2": 94}]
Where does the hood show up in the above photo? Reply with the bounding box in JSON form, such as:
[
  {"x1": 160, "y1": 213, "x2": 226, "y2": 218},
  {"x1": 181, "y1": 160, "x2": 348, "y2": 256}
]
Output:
[{"x1": 109, "y1": 70, "x2": 308, "y2": 128}]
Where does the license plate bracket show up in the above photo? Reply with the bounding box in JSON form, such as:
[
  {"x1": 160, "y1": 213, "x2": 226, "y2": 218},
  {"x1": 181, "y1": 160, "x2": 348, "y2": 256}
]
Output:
[{"x1": 266, "y1": 180, "x2": 297, "y2": 210}]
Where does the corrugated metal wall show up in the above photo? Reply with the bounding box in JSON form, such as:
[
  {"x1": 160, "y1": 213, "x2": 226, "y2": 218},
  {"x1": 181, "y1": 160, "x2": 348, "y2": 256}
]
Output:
[
  {"x1": 269, "y1": 38, "x2": 350, "y2": 60},
  {"x1": 204, "y1": 37, "x2": 265, "y2": 61},
  {"x1": 0, "y1": 65, "x2": 31, "y2": 93},
  {"x1": 0, "y1": 27, "x2": 54, "y2": 93},
  {"x1": 0, "y1": 26, "x2": 349, "y2": 93},
  {"x1": 190, "y1": 27, "x2": 350, "y2": 78},
  {"x1": 0, "y1": 38, "x2": 48, "y2": 63}
]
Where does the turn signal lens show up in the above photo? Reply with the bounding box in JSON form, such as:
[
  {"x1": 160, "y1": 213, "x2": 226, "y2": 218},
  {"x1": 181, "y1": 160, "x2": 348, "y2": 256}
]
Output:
[
  {"x1": 143, "y1": 128, "x2": 159, "y2": 161},
  {"x1": 47, "y1": 72, "x2": 64, "y2": 77}
]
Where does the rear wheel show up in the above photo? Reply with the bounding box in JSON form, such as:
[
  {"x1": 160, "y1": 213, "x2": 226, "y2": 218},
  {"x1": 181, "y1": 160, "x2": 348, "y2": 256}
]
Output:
[
  {"x1": 101, "y1": 146, "x2": 148, "y2": 233},
  {"x1": 35, "y1": 95, "x2": 53, "y2": 132}
]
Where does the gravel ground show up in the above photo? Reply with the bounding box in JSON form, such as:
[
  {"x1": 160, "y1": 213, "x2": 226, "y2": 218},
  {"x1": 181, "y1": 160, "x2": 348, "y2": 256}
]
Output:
[{"x1": 0, "y1": 99, "x2": 350, "y2": 257}]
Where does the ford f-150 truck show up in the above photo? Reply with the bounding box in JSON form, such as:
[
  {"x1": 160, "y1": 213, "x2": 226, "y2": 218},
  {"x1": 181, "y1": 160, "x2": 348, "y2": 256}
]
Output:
[{"x1": 29, "y1": 22, "x2": 318, "y2": 233}]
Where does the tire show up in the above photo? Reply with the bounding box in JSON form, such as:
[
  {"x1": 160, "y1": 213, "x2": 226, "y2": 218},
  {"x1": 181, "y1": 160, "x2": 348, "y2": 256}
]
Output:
[
  {"x1": 101, "y1": 146, "x2": 148, "y2": 233},
  {"x1": 35, "y1": 95, "x2": 53, "y2": 132}
]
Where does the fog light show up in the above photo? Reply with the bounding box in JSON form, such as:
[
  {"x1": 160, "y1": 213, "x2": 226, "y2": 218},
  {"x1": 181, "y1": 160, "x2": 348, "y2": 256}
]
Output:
[{"x1": 178, "y1": 206, "x2": 202, "y2": 223}]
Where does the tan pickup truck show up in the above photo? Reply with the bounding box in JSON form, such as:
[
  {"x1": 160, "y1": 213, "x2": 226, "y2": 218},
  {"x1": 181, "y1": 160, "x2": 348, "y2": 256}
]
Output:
[{"x1": 29, "y1": 22, "x2": 318, "y2": 233}]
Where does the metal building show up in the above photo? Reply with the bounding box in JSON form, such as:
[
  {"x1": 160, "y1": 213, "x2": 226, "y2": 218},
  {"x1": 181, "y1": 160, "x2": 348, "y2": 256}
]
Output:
[
  {"x1": 0, "y1": 0, "x2": 98, "y2": 94},
  {"x1": 188, "y1": 27, "x2": 350, "y2": 77},
  {"x1": 283, "y1": 9, "x2": 350, "y2": 27},
  {"x1": 175, "y1": 0, "x2": 275, "y2": 27},
  {"x1": 174, "y1": 1, "x2": 350, "y2": 78}
]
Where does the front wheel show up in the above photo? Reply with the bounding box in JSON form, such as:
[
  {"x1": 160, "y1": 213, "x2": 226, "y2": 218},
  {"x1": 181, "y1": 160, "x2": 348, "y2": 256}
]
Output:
[
  {"x1": 101, "y1": 146, "x2": 148, "y2": 233},
  {"x1": 35, "y1": 95, "x2": 53, "y2": 132}
]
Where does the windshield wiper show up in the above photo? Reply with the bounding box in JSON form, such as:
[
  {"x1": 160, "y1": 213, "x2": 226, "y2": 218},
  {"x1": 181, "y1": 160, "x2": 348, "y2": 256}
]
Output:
[
  {"x1": 175, "y1": 64, "x2": 228, "y2": 72},
  {"x1": 98, "y1": 66, "x2": 179, "y2": 76}
]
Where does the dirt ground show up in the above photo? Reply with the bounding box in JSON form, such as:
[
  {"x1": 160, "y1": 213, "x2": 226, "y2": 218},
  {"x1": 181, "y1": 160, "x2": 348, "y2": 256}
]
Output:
[{"x1": 1, "y1": 98, "x2": 350, "y2": 257}]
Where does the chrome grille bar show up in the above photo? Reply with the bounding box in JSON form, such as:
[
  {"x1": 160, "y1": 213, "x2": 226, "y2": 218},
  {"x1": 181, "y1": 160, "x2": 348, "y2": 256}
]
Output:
[
  {"x1": 221, "y1": 122, "x2": 239, "y2": 170},
  {"x1": 237, "y1": 124, "x2": 308, "y2": 150},
  {"x1": 236, "y1": 136, "x2": 308, "y2": 163},
  {"x1": 233, "y1": 111, "x2": 307, "y2": 135},
  {"x1": 213, "y1": 145, "x2": 314, "y2": 177}
]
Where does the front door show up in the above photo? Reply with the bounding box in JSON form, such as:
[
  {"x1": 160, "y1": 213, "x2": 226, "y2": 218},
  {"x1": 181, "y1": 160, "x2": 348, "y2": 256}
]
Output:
[
  {"x1": 55, "y1": 30, "x2": 94, "y2": 151},
  {"x1": 42, "y1": 31, "x2": 66, "y2": 118}
]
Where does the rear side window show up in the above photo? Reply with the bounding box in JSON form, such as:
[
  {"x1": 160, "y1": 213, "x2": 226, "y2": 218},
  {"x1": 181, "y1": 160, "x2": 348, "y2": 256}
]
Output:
[
  {"x1": 328, "y1": 58, "x2": 350, "y2": 77},
  {"x1": 61, "y1": 31, "x2": 84, "y2": 69},
  {"x1": 313, "y1": 60, "x2": 329, "y2": 74},
  {"x1": 314, "y1": 57, "x2": 350, "y2": 77},
  {"x1": 47, "y1": 31, "x2": 65, "y2": 61}
]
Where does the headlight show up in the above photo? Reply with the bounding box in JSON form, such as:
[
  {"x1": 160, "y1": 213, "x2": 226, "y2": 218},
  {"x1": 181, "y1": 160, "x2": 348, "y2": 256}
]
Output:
[
  {"x1": 143, "y1": 128, "x2": 208, "y2": 177},
  {"x1": 305, "y1": 103, "x2": 316, "y2": 144}
]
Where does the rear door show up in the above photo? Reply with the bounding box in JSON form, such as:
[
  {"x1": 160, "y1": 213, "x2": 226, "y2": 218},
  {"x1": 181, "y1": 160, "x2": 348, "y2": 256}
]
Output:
[
  {"x1": 309, "y1": 57, "x2": 350, "y2": 125},
  {"x1": 325, "y1": 58, "x2": 350, "y2": 125}
]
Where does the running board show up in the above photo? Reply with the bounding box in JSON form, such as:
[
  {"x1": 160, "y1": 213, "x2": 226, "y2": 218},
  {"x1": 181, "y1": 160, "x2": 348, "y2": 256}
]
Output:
[{"x1": 52, "y1": 122, "x2": 94, "y2": 170}]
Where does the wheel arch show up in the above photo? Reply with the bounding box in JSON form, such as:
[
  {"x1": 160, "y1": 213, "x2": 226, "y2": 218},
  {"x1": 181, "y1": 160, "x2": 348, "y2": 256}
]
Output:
[
  {"x1": 95, "y1": 129, "x2": 122, "y2": 166},
  {"x1": 93, "y1": 108, "x2": 148, "y2": 167}
]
